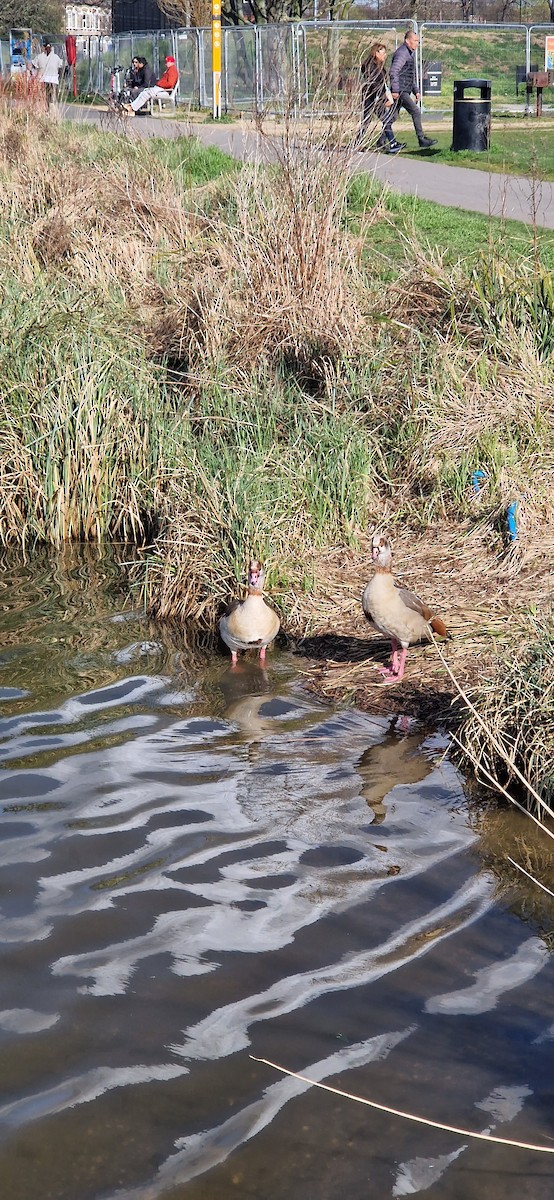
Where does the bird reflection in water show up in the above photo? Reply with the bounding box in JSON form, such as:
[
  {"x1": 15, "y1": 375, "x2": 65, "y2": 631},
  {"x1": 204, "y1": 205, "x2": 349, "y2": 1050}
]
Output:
[
  {"x1": 356, "y1": 723, "x2": 433, "y2": 824},
  {"x1": 219, "y1": 659, "x2": 275, "y2": 755}
]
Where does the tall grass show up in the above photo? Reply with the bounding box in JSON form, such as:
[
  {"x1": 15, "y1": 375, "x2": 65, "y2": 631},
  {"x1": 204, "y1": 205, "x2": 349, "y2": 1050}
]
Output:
[
  {"x1": 142, "y1": 373, "x2": 377, "y2": 624},
  {"x1": 0, "y1": 110, "x2": 234, "y2": 548},
  {"x1": 455, "y1": 618, "x2": 554, "y2": 816},
  {"x1": 1, "y1": 105, "x2": 554, "y2": 805}
]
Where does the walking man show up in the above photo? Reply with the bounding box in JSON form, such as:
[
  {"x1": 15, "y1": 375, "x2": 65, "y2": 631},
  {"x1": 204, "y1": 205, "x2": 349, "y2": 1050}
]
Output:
[
  {"x1": 389, "y1": 31, "x2": 437, "y2": 149},
  {"x1": 31, "y1": 38, "x2": 64, "y2": 109}
]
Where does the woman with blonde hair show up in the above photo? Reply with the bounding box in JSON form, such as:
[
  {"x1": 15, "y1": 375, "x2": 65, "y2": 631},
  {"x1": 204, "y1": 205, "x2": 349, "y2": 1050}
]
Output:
[{"x1": 355, "y1": 42, "x2": 406, "y2": 154}]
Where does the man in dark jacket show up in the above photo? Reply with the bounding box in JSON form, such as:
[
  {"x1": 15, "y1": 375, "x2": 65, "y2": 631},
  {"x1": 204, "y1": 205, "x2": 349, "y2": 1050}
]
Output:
[
  {"x1": 125, "y1": 57, "x2": 156, "y2": 101},
  {"x1": 389, "y1": 31, "x2": 437, "y2": 148}
]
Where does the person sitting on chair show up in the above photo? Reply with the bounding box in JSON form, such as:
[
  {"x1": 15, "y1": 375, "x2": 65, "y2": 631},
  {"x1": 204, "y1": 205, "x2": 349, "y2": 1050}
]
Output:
[
  {"x1": 126, "y1": 55, "x2": 178, "y2": 115},
  {"x1": 125, "y1": 56, "x2": 156, "y2": 101}
]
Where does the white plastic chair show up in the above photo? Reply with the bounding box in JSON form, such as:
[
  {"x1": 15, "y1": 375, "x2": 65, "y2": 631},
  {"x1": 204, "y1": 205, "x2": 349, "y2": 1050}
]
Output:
[{"x1": 149, "y1": 80, "x2": 180, "y2": 115}]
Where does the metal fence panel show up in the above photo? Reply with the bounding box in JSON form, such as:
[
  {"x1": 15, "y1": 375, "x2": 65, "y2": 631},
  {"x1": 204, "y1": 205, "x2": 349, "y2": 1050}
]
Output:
[
  {"x1": 258, "y1": 24, "x2": 294, "y2": 111},
  {"x1": 175, "y1": 29, "x2": 200, "y2": 107},
  {"x1": 419, "y1": 23, "x2": 529, "y2": 109},
  {"x1": 124, "y1": 32, "x2": 155, "y2": 69},
  {"x1": 299, "y1": 21, "x2": 402, "y2": 110},
  {"x1": 3, "y1": 21, "x2": 551, "y2": 116},
  {"x1": 198, "y1": 28, "x2": 210, "y2": 108},
  {"x1": 223, "y1": 26, "x2": 257, "y2": 110},
  {"x1": 530, "y1": 25, "x2": 554, "y2": 77}
]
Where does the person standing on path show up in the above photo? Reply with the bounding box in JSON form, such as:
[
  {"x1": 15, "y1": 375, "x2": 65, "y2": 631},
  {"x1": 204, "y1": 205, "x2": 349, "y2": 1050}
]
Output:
[
  {"x1": 355, "y1": 43, "x2": 406, "y2": 155},
  {"x1": 389, "y1": 31, "x2": 437, "y2": 149},
  {"x1": 31, "y1": 38, "x2": 64, "y2": 109}
]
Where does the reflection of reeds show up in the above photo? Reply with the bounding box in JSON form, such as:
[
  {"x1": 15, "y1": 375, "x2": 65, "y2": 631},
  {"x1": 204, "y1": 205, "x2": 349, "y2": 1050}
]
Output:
[{"x1": 468, "y1": 801, "x2": 554, "y2": 947}]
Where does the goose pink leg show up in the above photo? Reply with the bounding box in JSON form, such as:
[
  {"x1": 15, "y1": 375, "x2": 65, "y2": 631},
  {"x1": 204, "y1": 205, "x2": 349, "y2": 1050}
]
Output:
[
  {"x1": 381, "y1": 647, "x2": 408, "y2": 685},
  {"x1": 380, "y1": 638, "x2": 399, "y2": 679},
  {"x1": 259, "y1": 647, "x2": 267, "y2": 663}
]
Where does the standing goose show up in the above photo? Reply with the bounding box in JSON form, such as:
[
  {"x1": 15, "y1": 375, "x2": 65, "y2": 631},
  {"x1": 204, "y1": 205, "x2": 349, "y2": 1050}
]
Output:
[
  {"x1": 362, "y1": 533, "x2": 447, "y2": 684},
  {"x1": 219, "y1": 560, "x2": 280, "y2": 665}
]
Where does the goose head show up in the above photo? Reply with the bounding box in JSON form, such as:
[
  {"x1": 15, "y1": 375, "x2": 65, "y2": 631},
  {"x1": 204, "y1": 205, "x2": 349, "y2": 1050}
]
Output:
[
  {"x1": 248, "y1": 559, "x2": 266, "y2": 593},
  {"x1": 371, "y1": 532, "x2": 393, "y2": 570}
]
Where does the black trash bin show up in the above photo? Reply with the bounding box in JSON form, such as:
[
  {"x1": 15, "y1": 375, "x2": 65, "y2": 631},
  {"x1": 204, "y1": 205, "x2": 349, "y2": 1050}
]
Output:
[
  {"x1": 423, "y1": 61, "x2": 442, "y2": 96},
  {"x1": 452, "y1": 79, "x2": 491, "y2": 152}
]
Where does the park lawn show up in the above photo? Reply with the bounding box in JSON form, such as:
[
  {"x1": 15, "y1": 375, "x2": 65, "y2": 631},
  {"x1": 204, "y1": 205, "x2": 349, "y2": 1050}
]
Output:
[
  {"x1": 391, "y1": 115, "x2": 554, "y2": 179},
  {"x1": 346, "y1": 172, "x2": 554, "y2": 276}
]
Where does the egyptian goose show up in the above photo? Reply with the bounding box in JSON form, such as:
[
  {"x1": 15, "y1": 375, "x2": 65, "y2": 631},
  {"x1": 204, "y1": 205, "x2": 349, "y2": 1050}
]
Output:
[
  {"x1": 362, "y1": 533, "x2": 447, "y2": 684},
  {"x1": 219, "y1": 560, "x2": 280, "y2": 665}
]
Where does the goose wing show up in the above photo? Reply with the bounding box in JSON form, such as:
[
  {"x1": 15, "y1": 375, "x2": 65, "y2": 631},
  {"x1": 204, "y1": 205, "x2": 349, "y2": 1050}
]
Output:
[
  {"x1": 396, "y1": 585, "x2": 433, "y2": 622},
  {"x1": 221, "y1": 598, "x2": 242, "y2": 619}
]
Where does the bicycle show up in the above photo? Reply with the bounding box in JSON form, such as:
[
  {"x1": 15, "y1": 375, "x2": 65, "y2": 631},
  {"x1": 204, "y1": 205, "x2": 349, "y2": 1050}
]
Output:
[{"x1": 107, "y1": 64, "x2": 130, "y2": 116}]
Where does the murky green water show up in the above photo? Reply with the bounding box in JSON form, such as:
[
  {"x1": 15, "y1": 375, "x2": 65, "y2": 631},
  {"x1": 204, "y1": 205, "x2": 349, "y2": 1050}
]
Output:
[{"x1": 0, "y1": 548, "x2": 553, "y2": 1200}]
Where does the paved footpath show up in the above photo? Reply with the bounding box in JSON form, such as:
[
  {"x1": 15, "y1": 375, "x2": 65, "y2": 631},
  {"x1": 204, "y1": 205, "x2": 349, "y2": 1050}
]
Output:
[{"x1": 67, "y1": 105, "x2": 554, "y2": 230}]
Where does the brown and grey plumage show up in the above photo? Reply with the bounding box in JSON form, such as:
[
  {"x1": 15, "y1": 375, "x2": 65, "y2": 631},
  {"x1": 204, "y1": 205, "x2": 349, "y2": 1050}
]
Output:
[
  {"x1": 362, "y1": 533, "x2": 447, "y2": 684},
  {"x1": 219, "y1": 560, "x2": 280, "y2": 666}
]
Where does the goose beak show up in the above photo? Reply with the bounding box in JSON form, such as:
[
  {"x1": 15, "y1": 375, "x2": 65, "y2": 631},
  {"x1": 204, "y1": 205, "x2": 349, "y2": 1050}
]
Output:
[{"x1": 371, "y1": 546, "x2": 380, "y2": 561}]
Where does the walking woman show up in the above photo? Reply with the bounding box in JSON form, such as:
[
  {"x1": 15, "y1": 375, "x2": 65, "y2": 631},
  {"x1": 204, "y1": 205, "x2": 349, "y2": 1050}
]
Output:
[{"x1": 355, "y1": 43, "x2": 406, "y2": 154}]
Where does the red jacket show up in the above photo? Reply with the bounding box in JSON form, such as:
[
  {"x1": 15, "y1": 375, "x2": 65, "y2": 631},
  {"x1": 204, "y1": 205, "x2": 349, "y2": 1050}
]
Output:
[{"x1": 157, "y1": 63, "x2": 178, "y2": 91}]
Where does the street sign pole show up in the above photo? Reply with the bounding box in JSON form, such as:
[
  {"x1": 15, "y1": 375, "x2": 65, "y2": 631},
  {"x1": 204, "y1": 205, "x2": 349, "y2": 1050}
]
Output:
[{"x1": 212, "y1": 0, "x2": 221, "y2": 118}]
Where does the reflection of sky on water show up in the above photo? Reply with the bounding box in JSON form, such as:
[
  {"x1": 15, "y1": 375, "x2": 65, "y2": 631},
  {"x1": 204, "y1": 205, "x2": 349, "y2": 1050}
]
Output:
[
  {"x1": 1, "y1": 577, "x2": 554, "y2": 1200},
  {"x1": 393, "y1": 1084, "x2": 533, "y2": 1196},
  {"x1": 426, "y1": 938, "x2": 549, "y2": 1015},
  {"x1": 109, "y1": 1030, "x2": 414, "y2": 1199}
]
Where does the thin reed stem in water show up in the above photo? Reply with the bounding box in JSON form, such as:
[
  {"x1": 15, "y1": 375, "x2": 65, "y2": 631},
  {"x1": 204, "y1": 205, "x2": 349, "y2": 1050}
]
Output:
[{"x1": 250, "y1": 1056, "x2": 554, "y2": 1154}]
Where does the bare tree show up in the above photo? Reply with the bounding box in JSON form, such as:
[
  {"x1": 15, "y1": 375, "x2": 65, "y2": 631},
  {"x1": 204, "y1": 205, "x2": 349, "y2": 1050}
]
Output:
[
  {"x1": 498, "y1": 0, "x2": 515, "y2": 19},
  {"x1": 158, "y1": 0, "x2": 314, "y2": 24},
  {"x1": 157, "y1": 0, "x2": 211, "y2": 26}
]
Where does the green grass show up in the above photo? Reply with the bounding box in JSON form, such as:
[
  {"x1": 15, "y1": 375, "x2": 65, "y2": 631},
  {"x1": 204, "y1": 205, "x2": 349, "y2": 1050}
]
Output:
[
  {"x1": 385, "y1": 115, "x2": 554, "y2": 180},
  {"x1": 346, "y1": 172, "x2": 554, "y2": 274},
  {"x1": 59, "y1": 121, "x2": 238, "y2": 183}
]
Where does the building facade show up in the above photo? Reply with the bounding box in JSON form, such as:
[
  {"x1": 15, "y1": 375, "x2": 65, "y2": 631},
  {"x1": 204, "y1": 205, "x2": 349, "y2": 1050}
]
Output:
[{"x1": 66, "y1": 2, "x2": 111, "y2": 32}]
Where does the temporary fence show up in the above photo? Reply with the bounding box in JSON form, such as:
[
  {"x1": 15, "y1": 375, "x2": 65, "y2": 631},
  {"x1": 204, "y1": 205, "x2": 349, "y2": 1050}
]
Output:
[{"x1": 1, "y1": 20, "x2": 553, "y2": 114}]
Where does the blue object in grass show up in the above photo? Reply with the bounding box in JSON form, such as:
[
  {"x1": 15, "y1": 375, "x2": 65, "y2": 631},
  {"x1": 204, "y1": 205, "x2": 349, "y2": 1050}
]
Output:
[
  {"x1": 472, "y1": 469, "x2": 487, "y2": 494},
  {"x1": 507, "y1": 502, "x2": 518, "y2": 542}
]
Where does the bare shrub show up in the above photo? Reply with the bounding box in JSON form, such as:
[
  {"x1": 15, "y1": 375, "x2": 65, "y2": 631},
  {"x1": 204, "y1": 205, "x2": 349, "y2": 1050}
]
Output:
[
  {"x1": 153, "y1": 111, "x2": 379, "y2": 380},
  {"x1": 32, "y1": 211, "x2": 73, "y2": 265}
]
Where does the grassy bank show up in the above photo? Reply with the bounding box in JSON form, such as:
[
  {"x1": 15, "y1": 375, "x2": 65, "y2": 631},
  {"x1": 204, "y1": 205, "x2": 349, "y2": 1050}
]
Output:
[
  {"x1": 386, "y1": 118, "x2": 554, "y2": 181},
  {"x1": 0, "y1": 106, "x2": 552, "y2": 809}
]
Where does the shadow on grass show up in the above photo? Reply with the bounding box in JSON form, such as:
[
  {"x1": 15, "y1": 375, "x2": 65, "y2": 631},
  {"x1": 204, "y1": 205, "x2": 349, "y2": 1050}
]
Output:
[
  {"x1": 292, "y1": 632, "x2": 389, "y2": 667},
  {"x1": 292, "y1": 634, "x2": 459, "y2": 725},
  {"x1": 405, "y1": 147, "x2": 442, "y2": 158}
]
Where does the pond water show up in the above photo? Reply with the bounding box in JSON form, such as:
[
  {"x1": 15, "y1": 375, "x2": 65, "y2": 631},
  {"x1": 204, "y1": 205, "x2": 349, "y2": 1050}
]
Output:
[{"x1": 0, "y1": 548, "x2": 553, "y2": 1200}]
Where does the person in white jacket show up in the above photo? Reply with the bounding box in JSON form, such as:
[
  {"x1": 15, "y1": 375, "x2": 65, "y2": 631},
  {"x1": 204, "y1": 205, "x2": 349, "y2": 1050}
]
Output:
[{"x1": 31, "y1": 39, "x2": 64, "y2": 108}]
